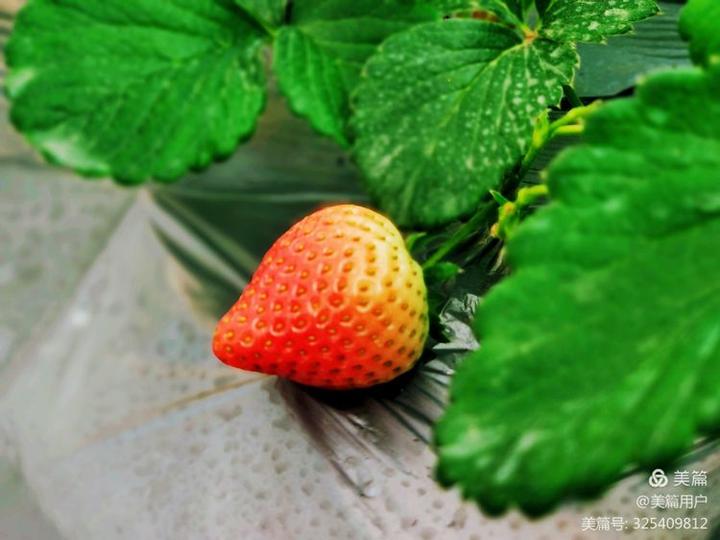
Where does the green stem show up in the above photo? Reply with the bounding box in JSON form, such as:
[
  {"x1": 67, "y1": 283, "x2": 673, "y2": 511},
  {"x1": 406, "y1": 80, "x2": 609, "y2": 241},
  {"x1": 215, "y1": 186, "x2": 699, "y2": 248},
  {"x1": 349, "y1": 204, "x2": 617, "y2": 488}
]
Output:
[
  {"x1": 493, "y1": 184, "x2": 550, "y2": 241},
  {"x1": 512, "y1": 100, "x2": 601, "y2": 188},
  {"x1": 422, "y1": 202, "x2": 496, "y2": 270},
  {"x1": 548, "y1": 101, "x2": 600, "y2": 132},
  {"x1": 516, "y1": 132, "x2": 546, "y2": 182},
  {"x1": 516, "y1": 183, "x2": 549, "y2": 205},
  {"x1": 554, "y1": 124, "x2": 584, "y2": 137}
]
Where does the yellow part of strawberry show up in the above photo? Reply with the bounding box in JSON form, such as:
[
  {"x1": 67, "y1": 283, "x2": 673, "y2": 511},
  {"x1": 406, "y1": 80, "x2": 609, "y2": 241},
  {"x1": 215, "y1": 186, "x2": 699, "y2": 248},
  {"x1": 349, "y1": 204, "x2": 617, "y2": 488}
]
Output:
[{"x1": 213, "y1": 204, "x2": 429, "y2": 390}]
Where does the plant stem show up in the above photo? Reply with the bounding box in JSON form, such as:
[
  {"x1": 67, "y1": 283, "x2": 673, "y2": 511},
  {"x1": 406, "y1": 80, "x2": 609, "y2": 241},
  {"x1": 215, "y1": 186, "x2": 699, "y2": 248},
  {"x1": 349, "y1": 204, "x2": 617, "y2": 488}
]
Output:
[
  {"x1": 422, "y1": 202, "x2": 497, "y2": 270},
  {"x1": 511, "y1": 100, "x2": 601, "y2": 189},
  {"x1": 493, "y1": 184, "x2": 550, "y2": 241},
  {"x1": 554, "y1": 124, "x2": 584, "y2": 137},
  {"x1": 516, "y1": 132, "x2": 546, "y2": 182},
  {"x1": 548, "y1": 101, "x2": 600, "y2": 132}
]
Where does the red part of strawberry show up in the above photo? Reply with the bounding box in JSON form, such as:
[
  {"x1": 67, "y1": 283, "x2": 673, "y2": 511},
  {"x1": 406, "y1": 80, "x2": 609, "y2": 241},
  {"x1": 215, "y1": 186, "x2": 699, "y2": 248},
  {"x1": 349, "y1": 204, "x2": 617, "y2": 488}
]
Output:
[{"x1": 212, "y1": 204, "x2": 429, "y2": 390}]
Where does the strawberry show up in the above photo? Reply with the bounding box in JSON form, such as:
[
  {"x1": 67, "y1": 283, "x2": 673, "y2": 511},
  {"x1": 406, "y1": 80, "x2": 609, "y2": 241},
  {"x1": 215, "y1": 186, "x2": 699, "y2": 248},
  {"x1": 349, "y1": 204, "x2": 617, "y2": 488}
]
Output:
[{"x1": 212, "y1": 204, "x2": 429, "y2": 390}]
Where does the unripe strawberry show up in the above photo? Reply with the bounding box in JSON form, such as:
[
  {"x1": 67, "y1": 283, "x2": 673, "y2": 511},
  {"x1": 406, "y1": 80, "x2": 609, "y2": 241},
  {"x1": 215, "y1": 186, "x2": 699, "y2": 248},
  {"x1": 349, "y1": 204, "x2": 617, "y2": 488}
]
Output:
[{"x1": 212, "y1": 204, "x2": 428, "y2": 390}]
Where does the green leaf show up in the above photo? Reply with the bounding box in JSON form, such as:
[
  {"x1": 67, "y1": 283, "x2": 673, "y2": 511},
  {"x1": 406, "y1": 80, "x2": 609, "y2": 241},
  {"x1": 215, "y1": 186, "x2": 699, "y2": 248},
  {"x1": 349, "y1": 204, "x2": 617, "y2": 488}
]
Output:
[
  {"x1": 5, "y1": 0, "x2": 266, "y2": 183},
  {"x1": 680, "y1": 0, "x2": 720, "y2": 66},
  {"x1": 439, "y1": 0, "x2": 524, "y2": 25},
  {"x1": 435, "y1": 66, "x2": 720, "y2": 515},
  {"x1": 235, "y1": 0, "x2": 287, "y2": 29},
  {"x1": 538, "y1": 0, "x2": 659, "y2": 43},
  {"x1": 575, "y1": 2, "x2": 690, "y2": 97},
  {"x1": 352, "y1": 19, "x2": 577, "y2": 227},
  {"x1": 273, "y1": 0, "x2": 439, "y2": 146},
  {"x1": 504, "y1": 0, "x2": 532, "y2": 18}
]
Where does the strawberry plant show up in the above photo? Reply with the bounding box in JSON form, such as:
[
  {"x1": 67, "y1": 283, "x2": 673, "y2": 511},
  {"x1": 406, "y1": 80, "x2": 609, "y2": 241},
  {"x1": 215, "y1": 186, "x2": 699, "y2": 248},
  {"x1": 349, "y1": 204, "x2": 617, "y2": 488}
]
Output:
[{"x1": 4, "y1": 0, "x2": 719, "y2": 520}]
